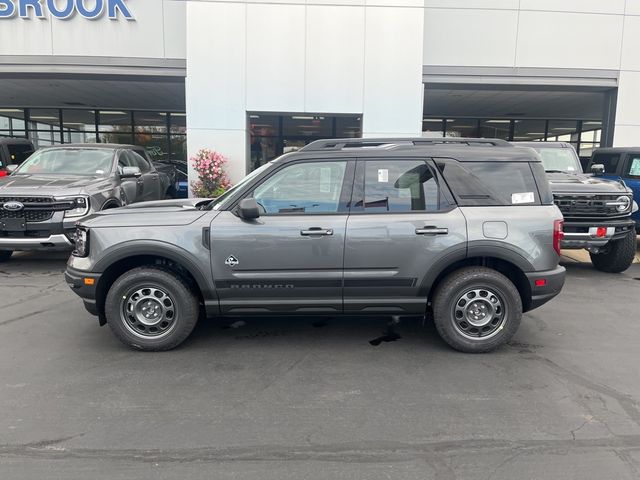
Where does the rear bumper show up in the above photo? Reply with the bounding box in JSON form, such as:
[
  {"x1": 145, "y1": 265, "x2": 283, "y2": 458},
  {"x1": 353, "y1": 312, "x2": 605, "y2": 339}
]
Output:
[
  {"x1": 561, "y1": 218, "x2": 635, "y2": 249},
  {"x1": 525, "y1": 266, "x2": 566, "y2": 311},
  {"x1": 65, "y1": 266, "x2": 101, "y2": 316}
]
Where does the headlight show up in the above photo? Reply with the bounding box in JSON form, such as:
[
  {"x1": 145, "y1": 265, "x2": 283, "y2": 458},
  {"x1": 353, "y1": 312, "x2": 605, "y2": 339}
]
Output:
[
  {"x1": 73, "y1": 227, "x2": 90, "y2": 257},
  {"x1": 56, "y1": 196, "x2": 90, "y2": 218},
  {"x1": 610, "y1": 195, "x2": 632, "y2": 213}
]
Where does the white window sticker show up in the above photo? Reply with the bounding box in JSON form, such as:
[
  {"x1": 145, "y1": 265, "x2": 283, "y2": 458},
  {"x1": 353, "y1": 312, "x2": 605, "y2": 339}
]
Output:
[
  {"x1": 378, "y1": 169, "x2": 389, "y2": 183},
  {"x1": 511, "y1": 192, "x2": 535, "y2": 204}
]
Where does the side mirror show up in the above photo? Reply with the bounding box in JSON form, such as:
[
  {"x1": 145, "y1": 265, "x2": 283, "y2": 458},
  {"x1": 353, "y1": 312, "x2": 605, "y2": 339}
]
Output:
[
  {"x1": 120, "y1": 166, "x2": 142, "y2": 178},
  {"x1": 590, "y1": 164, "x2": 605, "y2": 175},
  {"x1": 237, "y1": 198, "x2": 260, "y2": 220},
  {"x1": 6, "y1": 164, "x2": 18, "y2": 174}
]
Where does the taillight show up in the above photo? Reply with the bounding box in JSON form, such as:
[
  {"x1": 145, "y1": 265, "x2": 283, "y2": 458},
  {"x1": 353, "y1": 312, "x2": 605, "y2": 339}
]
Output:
[
  {"x1": 553, "y1": 219, "x2": 564, "y2": 256},
  {"x1": 0, "y1": 170, "x2": 7, "y2": 177}
]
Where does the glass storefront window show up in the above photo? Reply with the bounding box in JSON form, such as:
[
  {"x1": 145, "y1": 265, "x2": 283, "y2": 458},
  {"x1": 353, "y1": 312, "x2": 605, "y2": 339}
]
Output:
[
  {"x1": 134, "y1": 111, "x2": 168, "y2": 133},
  {"x1": 0, "y1": 109, "x2": 25, "y2": 132},
  {"x1": 512, "y1": 119, "x2": 546, "y2": 141},
  {"x1": 247, "y1": 112, "x2": 362, "y2": 171},
  {"x1": 336, "y1": 116, "x2": 362, "y2": 138},
  {"x1": 169, "y1": 113, "x2": 186, "y2": 134},
  {"x1": 445, "y1": 118, "x2": 478, "y2": 138},
  {"x1": 422, "y1": 118, "x2": 444, "y2": 137},
  {"x1": 134, "y1": 133, "x2": 169, "y2": 161},
  {"x1": 479, "y1": 119, "x2": 511, "y2": 140},
  {"x1": 283, "y1": 115, "x2": 331, "y2": 137},
  {"x1": 98, "y1": 110, "x2": 133, "y2": 146},
  {"x1": 546, "y1": 120, "x2": 579, "y2": 143}
]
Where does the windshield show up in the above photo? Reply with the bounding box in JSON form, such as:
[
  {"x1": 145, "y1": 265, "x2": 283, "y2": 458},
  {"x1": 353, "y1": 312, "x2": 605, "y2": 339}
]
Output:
[
  {"x1": 14, "y1": 149, "x2": 114, "y2": 176},
  {"x1": 531, "y1": 147, "x2": 582, "y2": 174},
  {"x1": 210, "y1": 162, "x2": 274, "y2": 210}
]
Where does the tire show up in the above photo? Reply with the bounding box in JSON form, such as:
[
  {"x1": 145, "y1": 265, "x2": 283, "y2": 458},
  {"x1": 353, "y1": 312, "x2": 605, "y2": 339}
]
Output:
[
  {"x1": 432, "y1": 267, "x2": 522, "y2": 353},
  {"x1": 104, "y1": 267, "x2": 199, "y2": 351},
  {"x1": 0, "y1": 250, "x2": 12, "y2": 262},
  {"x1": 590, "y1": 231, "x2": 637, "y2": 273}
]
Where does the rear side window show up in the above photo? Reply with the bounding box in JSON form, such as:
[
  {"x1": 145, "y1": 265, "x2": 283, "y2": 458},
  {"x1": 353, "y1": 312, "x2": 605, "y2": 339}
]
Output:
[
  {"x1": 625, "y1": 156, "x2": 640, "y2": 179},
  {"x1": 360, "y1": 160, "x2": 440, "y2": 212},
  {"x1": 436, "y1": 159, "x2": 542, "y2": 206},
  {"x1": 592, "y1": 153, "x2": 620, "y2": 174}
]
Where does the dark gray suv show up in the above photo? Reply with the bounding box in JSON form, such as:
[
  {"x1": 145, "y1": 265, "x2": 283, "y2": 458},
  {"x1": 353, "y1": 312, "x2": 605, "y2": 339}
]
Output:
[{"x1": 66, "y1": 138, "x2": 566, "y2": 353}]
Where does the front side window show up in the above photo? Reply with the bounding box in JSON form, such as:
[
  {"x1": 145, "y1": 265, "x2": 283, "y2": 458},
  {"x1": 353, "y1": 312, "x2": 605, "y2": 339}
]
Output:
[
  {"x1": 15, "y1": 148, "x2": 114, "y2": 176},
  {"x1": 362, "y1": 160, "x2": 439, "y2": 212},
  {"x1": 253, "y1": 161, "x2": 347, "y2": 214},
  {"x1": 626, "y1": 157, "x2": 640, "y2": 178},
  {"x1": 129, "y1": 151, "x2": 151, "y2": 173},
  {"x1": 592, "y1": 153, "x2": 620, "y2": 174}
]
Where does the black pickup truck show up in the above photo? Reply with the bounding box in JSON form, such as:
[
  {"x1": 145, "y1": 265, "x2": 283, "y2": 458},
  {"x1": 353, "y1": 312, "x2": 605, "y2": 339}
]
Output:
[{"x1": 516, "y1": 142, "x2": 637, "y2": 273}]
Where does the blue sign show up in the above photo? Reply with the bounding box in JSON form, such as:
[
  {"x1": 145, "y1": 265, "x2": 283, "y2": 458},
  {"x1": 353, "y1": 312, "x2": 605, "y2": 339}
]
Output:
[{"x1": 0, "y1": 0, "x2": 134, "y2": 20}]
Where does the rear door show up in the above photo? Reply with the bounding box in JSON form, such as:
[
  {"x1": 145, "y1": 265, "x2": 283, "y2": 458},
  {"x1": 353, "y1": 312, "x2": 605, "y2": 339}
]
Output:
[
  {"x1": 343, "y1": 158, "x2": 467, "y2": 314},
  {"x1": 210, "y1": 159, "x2": 354, "y2": 314}
]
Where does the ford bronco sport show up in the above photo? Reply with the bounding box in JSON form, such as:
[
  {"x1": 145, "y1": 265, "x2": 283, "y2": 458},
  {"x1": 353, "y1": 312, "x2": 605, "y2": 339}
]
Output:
[
  {"x1": 516, "y1": 142, "x2": 637, "y2": 273},
  {"x1": 66, "y1": 138, "x2": 565, "y2": 353}
]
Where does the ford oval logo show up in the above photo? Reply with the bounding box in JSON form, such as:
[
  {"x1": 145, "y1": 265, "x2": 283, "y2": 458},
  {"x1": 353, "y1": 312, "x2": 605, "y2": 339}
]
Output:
[{"x1": 3, "y1": 201, "x2": 24, "y2": 212}]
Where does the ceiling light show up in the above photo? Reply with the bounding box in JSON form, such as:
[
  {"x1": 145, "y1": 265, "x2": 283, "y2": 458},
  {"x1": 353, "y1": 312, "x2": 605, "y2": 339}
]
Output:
[
  {"x1": 583, "y1": 121, "x2": 601, "y2": 126},
  {"x1": 485, "y1": 120, "x2": 511, "y2": 124},
  {"x1": 291, "y1": 116, "x2": 315, "y2": 120},
  {"x1": 30, "y1": 116, "x2": 59, "y2": 121},
  {"x1": 99, "y1": 111, "x2": 126, "y2": 115},
  {"x1": 0, "y1": 109, "x2": 23, "y2": 113}
]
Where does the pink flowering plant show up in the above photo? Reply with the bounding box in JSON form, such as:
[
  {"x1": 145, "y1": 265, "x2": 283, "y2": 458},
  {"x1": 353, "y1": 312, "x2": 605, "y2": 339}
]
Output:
[{"x1": 190, "y1": 149, "x2": 232, "y2": 198}]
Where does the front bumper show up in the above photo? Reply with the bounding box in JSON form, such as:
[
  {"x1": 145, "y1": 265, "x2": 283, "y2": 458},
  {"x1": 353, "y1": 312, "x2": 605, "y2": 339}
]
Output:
[
  {"x1": 561, "y1": 218, "x2": 635, "y2": 249},
  {"x1": 0, "y1": 233, "x2": 73, "y2": 251},
  {"x1": 65, "y1": 266, "x2": 102, "y2": 316},
  {"x1": 525, "y1": 266, "x2": 566, "y2": 311}
]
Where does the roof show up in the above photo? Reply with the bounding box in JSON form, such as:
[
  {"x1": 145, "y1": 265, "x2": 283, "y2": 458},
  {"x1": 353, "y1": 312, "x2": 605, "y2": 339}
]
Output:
[
  {"x1": 592, "y1": 147, "x2": 640, "y2": 154},
  {"x1": 513, "y1": 141, "x2": 574, "y2": 149},
  {"x1": 277, "y1": 137, "x2": 539, "y2": 163},
  {"x1": 40, "y1": 143, "x2": 142, "y2": 150}
]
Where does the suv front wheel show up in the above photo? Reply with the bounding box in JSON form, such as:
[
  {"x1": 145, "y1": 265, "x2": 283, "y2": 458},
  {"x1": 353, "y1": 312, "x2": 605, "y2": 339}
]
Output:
[
  {"x1": 105, "y1": 267, "x2": 199, "y2": 351},
  {"x1": 432, "y1": 267, "x2": 522, "y2": 353}
]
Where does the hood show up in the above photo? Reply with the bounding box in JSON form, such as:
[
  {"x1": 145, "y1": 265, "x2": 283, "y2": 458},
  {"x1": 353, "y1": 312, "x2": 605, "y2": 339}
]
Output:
[
  {"x1": 546, "y1": 172, "x2": 631, "y2": 194},
  {"x1": 80, "y1": 198, "x2": 215, "y2": 228},
  {"x1": 0, "y1": 173, "x2": 108, "y2": 196}
]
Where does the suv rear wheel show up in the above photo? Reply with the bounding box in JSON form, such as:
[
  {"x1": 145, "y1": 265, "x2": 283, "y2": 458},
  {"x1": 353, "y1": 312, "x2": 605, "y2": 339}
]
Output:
[
  {"x1": 590, "y1": 231, "x2": 636, "y2": 273},
  {"x1": 0, "y1": 250, "x2": 12, "y2": 262},
  {"x1": 105, "y1": 267, "x2": 199, "y2": 351},
  {"x1": 432, "y1": 267, "x2": 522, "y2": 353}
]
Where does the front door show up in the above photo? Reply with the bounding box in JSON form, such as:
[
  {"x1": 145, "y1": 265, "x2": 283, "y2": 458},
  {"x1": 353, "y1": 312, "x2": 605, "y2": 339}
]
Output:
[
  {"x1": 210, "y1": 160, "x2": 354, "y2": 314},
  {"x1": 343, "y1": 158, "x2": 467, "y2": 314}
]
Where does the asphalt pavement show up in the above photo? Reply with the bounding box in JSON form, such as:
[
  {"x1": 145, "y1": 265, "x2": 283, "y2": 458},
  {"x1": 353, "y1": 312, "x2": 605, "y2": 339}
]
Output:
[{"x1": 1, "y1": 251, "x2": 639, "y2": 479}]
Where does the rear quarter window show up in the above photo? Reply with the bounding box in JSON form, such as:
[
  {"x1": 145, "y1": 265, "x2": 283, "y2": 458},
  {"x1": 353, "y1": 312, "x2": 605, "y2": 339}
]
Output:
[{"x1": 435, "y1": 159, "x2": 544, "y2": 206}]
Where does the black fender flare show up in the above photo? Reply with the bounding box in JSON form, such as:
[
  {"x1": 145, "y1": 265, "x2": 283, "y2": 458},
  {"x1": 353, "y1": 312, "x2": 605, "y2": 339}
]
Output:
[{"x1": 94, "y1": 240, "x2": 216, "y2": 301}]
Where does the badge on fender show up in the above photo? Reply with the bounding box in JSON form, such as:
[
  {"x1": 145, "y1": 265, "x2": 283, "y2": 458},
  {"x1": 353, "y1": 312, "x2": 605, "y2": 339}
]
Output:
[{"x1": 225, "y1": 255, "x2": 239, "y2": 267}]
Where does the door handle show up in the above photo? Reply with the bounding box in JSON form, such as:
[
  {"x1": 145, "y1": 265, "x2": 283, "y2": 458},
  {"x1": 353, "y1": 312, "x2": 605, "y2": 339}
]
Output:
[
  {"x1": 415, "y1": 226, "x2": 448, "y2": 235},
  {"x1": 300, "y1": 227, "x2": 333, "y2": 236}
]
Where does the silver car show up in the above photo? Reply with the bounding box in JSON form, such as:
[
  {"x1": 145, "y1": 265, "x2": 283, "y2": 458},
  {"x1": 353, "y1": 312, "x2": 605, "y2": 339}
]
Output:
[
  {"x1": 0, "y1": 144, "x2": 174, "y2": 260},
  {"x1": 66, "y1": 138, "x2": 566, "y2": 353}
]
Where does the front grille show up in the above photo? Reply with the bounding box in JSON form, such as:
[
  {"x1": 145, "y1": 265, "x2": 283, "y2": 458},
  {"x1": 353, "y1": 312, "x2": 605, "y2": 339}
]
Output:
[
  {"x1": 0, "y1": 196, "x2": 56, "y2": 223},
  {"x1": 554, "y1": 194, "x2": 627, "y2": 218}
]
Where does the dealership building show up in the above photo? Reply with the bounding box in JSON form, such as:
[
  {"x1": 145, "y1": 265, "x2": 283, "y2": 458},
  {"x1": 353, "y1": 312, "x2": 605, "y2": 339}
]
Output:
[{"x1": 1, "y1": 0, "x2": 639, "y2": 183}]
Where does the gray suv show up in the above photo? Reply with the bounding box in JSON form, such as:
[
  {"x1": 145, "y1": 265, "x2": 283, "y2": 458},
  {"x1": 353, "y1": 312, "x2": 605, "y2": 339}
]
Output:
[
  {"x1": 0, "y1": 144, "x2": 175, "y2": 261},
  {"x1": 65, "y1": 138, "x2": 566, "y2": 353}
]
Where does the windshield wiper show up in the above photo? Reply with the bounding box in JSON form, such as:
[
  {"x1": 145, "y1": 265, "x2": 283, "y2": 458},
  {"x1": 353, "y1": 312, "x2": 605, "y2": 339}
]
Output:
[{"x1": 545, "y1": 170, "x2": 569, "y2": 173}]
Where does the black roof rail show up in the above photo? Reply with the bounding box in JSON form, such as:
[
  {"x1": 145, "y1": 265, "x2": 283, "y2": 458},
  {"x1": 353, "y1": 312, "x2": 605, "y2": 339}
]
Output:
[{"x1": 299, "y1": 137, "x2": 512, "y2": 152}]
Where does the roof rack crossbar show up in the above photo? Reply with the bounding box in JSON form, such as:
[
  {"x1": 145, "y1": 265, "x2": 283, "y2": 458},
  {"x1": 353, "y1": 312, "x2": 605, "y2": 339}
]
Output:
[{"x1": 299, "y1": 137, "x2": 511, "y2": 152}]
